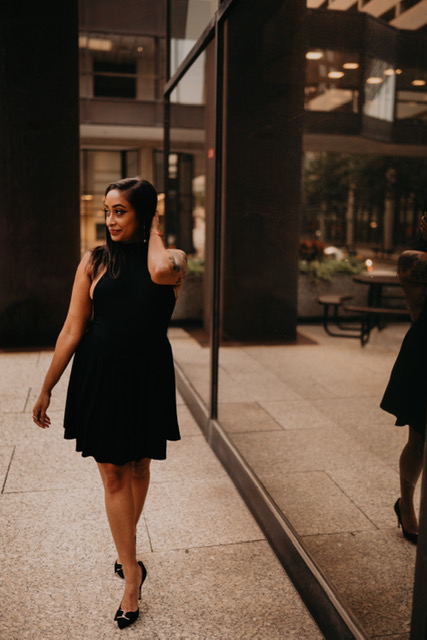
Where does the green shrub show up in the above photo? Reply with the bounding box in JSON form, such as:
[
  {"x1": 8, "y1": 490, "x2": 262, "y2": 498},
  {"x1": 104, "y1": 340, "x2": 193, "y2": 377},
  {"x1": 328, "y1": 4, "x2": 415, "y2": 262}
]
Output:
[
  {"x1": 299, "y1": 257, "x2": 365, "y2": 281},
  {"x1": 187, "y1": 256, "x2": 205, "y2": 277}
]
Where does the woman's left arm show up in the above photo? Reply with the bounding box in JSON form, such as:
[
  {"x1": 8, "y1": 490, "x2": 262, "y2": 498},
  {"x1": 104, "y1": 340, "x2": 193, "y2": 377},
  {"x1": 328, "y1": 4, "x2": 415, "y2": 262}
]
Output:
[{"x1": 147, "y1": 214, "x2": 188, "y2": 287}]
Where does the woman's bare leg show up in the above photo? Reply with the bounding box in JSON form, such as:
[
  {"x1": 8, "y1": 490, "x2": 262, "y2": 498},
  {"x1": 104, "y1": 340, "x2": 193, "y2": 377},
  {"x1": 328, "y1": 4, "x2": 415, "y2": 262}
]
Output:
[
  {"x1": 114, "y1": 458, "x2": 151, "y2": 565},
  {"x1": 399, "y1": 425, "x2": 425, "y2": 534},
  {"x1": 97, "y1": 462, "x2": 141, "y2": 612},
  {"x1": 131, "y1": 458, "x2": 151, "y2": 528}
]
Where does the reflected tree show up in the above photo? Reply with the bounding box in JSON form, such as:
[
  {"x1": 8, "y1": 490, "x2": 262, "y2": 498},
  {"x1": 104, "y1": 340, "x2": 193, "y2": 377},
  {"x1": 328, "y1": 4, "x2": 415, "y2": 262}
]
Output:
[{"x1": 303, "y1": 152, "x2": 427, "y2": 250}]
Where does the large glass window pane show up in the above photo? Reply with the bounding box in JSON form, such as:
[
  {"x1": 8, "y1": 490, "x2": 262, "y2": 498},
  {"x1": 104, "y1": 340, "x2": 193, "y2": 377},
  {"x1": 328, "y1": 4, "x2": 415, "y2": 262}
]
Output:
[
  {"x1": 170, "y1": 0, "x2": 218, "y2": 74},
  {"x1": 170, "y1": 50, "x2": 206, "y2": 104},
  {"x1": 166, "y1": 43, "x2": 213, "y2": 408}
]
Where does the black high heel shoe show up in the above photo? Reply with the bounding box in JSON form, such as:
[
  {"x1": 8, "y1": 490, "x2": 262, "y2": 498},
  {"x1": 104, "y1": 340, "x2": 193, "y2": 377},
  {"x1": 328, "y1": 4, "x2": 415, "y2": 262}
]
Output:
[
  {"x1": 394, "y1": 498, "x2": 418, "y2": 544},
  {"x1": 114, "y1": 560, "x2": 124, "y2": 579},
  {"x1": 114, "y1": 561, "x2": 147, "y2": 629}
]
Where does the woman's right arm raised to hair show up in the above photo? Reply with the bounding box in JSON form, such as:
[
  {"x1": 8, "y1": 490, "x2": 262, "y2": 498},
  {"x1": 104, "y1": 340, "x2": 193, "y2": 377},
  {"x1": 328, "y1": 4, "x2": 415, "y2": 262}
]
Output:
[{"x1": 32, "y1": 252, "x2": 93, "y2": 428}]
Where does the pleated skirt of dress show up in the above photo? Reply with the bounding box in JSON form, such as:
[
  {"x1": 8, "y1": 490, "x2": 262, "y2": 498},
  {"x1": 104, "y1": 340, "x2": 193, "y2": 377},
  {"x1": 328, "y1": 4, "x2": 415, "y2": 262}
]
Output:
[{"x1": 63, "y1": 333, "x2": 180, "y2": 465}]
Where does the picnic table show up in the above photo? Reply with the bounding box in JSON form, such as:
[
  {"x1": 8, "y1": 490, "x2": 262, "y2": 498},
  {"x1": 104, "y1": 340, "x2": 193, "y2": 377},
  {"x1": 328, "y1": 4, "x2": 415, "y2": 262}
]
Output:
[{"x1": 318, "y1": 270, "x2": 410, "y2": 346}]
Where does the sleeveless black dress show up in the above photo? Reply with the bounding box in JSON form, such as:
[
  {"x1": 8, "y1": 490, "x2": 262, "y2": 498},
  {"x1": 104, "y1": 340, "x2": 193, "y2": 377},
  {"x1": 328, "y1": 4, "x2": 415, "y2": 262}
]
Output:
[
  {"x1": 380, "y1": 301, "x2": 427, "y2": 435},
  {"x1": 63, "y1": 241, "x2": 180, "y2": 464}
]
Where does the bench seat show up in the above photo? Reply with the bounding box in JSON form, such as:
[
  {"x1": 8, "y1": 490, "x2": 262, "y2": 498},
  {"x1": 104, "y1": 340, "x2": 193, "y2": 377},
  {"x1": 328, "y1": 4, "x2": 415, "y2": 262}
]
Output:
[{"x1": 343, "y1": 304, "x2": 409, "y2": 316}]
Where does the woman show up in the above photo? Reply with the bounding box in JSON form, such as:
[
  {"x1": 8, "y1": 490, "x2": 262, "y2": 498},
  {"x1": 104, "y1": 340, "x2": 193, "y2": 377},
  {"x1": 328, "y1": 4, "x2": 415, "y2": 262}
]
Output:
[
  {"x1": 32, "y1": 178, "x2": 187, "y2": 629},
  {"x1": 381, "y1": 211, "x2": 427, "y2": 545}
]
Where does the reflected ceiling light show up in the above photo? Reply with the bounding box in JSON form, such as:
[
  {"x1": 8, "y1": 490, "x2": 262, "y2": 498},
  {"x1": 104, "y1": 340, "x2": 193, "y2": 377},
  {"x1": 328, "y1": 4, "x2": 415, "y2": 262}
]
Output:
[
  {"x1": 366, "y1": 77, "x2": 383, "y2": 84},
  {"x1": 395, "y1": 68, "x2": 402, "y2": 75},
  {"x1": 412, "y1": 79, "x2": 426, "y2": 86},
  {"x1": 328, "y1": 71, "x2": 345, "y2": 79},
  {"x1": 79, "y1": 36, "x2": 113, "y2": 51},
  {"x1": 137, "y1": 46, "x2": 144, "y2": 53},
  {"x1": 343, "y1": 62, "x2": 359, "y2": 70},
  {"x1": 384, "y1": 68, "x2": 395, "y2": 76},
  {"x1": 370, "y1": 221, "x2": 378, "y2": 229},
  {"x1": 306, "y1": 51, "x2": 323, "y2": 60},
  {"x1": 81, "y1": 194, "x2": 93, "y2": 201}
]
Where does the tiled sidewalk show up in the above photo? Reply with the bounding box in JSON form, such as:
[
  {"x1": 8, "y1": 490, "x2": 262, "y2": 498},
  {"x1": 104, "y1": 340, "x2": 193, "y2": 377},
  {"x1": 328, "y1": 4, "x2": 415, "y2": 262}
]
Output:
[{"x1": 0, "y1": 349, "x2": 322, "y2": 639}]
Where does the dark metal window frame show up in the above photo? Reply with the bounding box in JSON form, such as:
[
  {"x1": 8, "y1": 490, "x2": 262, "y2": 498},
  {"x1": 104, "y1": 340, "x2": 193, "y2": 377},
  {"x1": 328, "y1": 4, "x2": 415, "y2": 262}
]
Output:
[{"x1": 164, "y1": 0, "x2": 238, "y2": 420}]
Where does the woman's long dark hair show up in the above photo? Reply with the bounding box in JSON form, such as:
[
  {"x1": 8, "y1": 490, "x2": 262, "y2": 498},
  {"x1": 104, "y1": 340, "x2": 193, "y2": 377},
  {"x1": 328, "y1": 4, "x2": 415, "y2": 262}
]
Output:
[{"x1": 90, "y1": 177, "x2": 158, "y2": 279}]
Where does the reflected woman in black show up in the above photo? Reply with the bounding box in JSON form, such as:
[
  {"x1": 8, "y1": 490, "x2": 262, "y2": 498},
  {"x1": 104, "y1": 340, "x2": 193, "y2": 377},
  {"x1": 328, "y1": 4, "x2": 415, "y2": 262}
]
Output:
[{"x1": 381, "y1": 210, "x2": 427, "y2": 544}]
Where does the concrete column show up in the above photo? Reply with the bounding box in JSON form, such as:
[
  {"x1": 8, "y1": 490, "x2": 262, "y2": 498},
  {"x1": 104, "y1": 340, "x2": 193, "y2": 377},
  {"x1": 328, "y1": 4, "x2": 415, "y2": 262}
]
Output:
[
  {"x1": 222, "y1": 0, "x2": 306, "y2": 341},
  {"x1": 0, "y1": 3, "x2": 80, "y2": 346}
]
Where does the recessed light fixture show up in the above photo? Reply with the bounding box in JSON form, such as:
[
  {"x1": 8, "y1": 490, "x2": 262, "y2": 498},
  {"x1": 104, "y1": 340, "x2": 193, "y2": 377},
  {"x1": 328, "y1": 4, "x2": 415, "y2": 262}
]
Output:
[
  {"x1": 328, "y1": 71, "x2": 345, "y2": 79},
  {"x1": 78, "y1": 36, "x2": 113, "y2": 51},
  {"x1": 343, "y1": 62, "x2": 359, "y2": 70},
  {"x1": 412, "y1": 79, "x2": 426, "y2": 86},
  {"x1": 306, "y1": 51, "x2": 323, "y2": 60},
  {"x1": 395, "y1": 69, "x2": 402, "y2": 75},
  {"x1": 366, "y1": 77, "x2": 383, "y2": 84},
  {"x1": 384, "y1": 68, "x2": 395, "y2": 76},
  {"x1": 137, "y1": 46, "x2": 144, "y2": 53}
]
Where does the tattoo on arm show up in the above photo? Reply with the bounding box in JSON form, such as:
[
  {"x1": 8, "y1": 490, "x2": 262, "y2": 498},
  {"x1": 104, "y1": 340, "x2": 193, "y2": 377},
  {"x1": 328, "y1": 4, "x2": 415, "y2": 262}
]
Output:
[
  {"x1": 168, "y1": 253, "x2": 181, "y2": 273},
  {"x1": 168, "y1": 250, "x2": 188, "y2": 286},
  {"x1": 398, "y1": 251, "x2": 427, "y2": 282}
]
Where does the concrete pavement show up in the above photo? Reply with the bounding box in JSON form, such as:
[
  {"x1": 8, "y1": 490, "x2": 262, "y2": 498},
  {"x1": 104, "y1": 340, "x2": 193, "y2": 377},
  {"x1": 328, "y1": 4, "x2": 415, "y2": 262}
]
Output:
[{"x1": 0, "y1": 347, "x2": 322, "y2": 639}]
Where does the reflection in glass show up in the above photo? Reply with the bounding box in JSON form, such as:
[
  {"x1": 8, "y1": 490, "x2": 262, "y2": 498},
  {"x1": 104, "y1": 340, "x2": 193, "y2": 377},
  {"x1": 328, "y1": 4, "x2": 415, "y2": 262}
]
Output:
[
  {"x1": 396, "y1": 66, "x2": 427, "y2": 122},
  {"x1": 167, "y1": 43, "x2": 213, "y2": 408},
  {"x1": 305, "y1": 49, "x2": 360, "y2": 113},
  {"x1": 301, "y1": 152, "x2": 427, "y2": 248},
  {"x1": 170, "y1": 0, "x2": 218, "y2": 74},
  {"x1": 170, "y1": 51, "x2": 206, "y2": 104},
  {"x1": 363, "y1": 58, "x2": 395, "y2": 122}
]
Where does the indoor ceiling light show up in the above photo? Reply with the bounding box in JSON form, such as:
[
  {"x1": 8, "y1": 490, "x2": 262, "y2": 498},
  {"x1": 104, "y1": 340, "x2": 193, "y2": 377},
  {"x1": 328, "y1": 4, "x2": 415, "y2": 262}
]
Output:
[
  {"x1": 79, "y1": 36, "x2": 113, "y2": 51},
  {"x1": 306, "y1": 51, "x2": 323, "y2": 60},
  {"x1": 328, "y1": 71, "x2": 344, "y2": 79},
  {"x1": 384, "y1": 68, "x2": 395, "y2": 76},
  {"x1": 395, "y1": 69, "x2": 402, "y2": 75},
  {"x1": 366, "y1": 77, "x2": 383, "y2": 84},
  {"x1": 412, "y1": 79, "x2": 426, "y2": 86},
  {"x1": 343, "y1": 62, "x2": 359, "y2": 70}
]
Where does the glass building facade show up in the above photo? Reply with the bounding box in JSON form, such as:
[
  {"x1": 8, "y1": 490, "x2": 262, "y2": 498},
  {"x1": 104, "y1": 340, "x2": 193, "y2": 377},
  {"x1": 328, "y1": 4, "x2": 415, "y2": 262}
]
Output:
[{"x1": 163, "y1": 2, "x2": 427, "y2": 639}]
